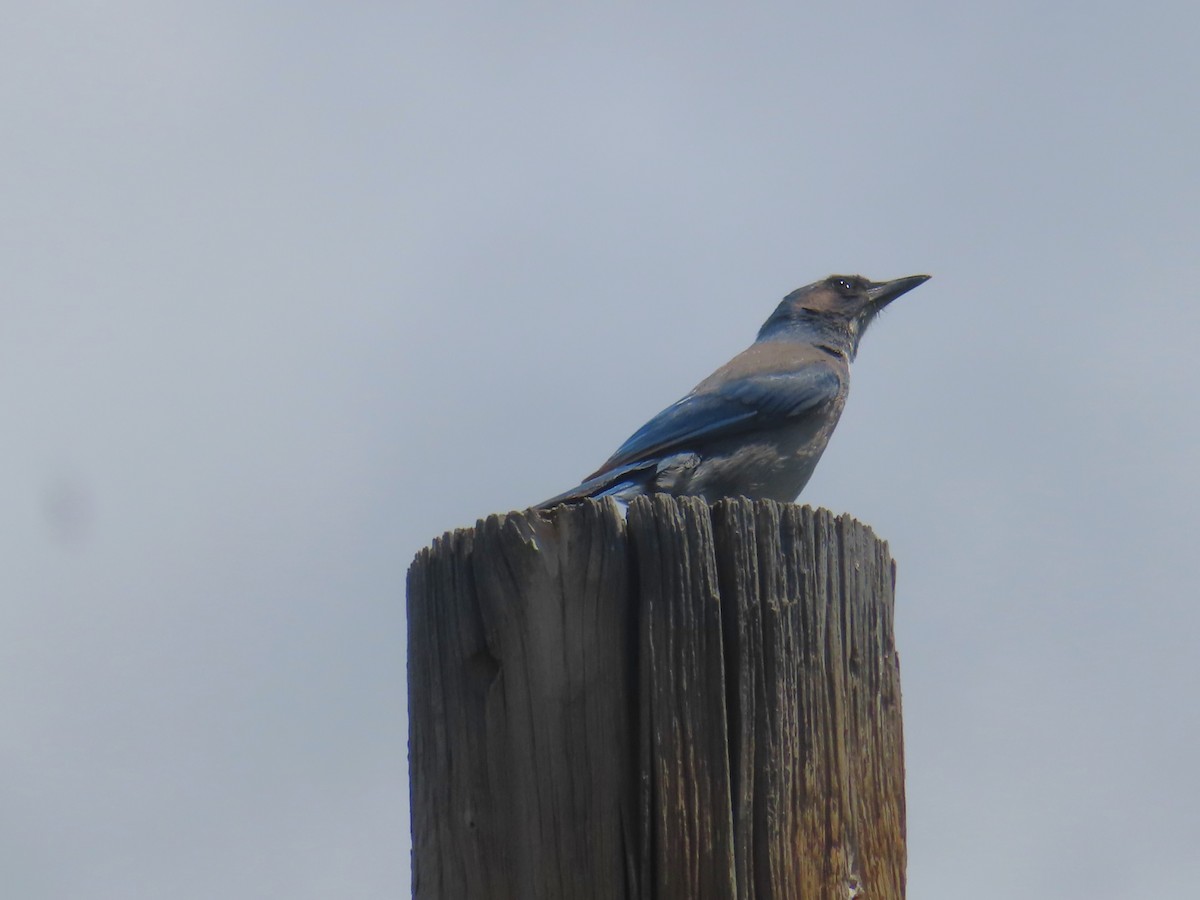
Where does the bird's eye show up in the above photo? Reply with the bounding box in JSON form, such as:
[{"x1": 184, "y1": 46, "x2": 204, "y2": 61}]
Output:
[{"x1": 834, "y1": 278, "x2": 856, "y2": 295}]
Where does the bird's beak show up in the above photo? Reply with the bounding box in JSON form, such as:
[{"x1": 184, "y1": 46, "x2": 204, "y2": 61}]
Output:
[{"x1": 866, "y1": 274, "x2": 931, "y2": 309}]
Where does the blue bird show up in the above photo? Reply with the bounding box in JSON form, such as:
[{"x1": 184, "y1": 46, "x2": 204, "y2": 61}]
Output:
[{"x1": 538, "y1": 273, "x2": 929, "y2": 508}]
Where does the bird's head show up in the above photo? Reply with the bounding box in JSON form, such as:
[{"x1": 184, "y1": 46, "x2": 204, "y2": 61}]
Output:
[{"x1": 758, "y1": 273, "x2": 931, "y2": 357}]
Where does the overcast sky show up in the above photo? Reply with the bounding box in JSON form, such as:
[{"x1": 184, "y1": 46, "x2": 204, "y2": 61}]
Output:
[{"x1": 4, "y1": 2, "x2": 1199, "y2": 898}]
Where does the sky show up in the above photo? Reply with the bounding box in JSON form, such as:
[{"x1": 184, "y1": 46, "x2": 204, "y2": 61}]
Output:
[{"x1": 3, "y1": 2, "x2": 1199, "y2": 897}]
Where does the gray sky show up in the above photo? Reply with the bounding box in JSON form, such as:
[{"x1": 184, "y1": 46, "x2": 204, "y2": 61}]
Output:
[{"x1": 4, "y1": 2, "x2": 1199, "y2": 897}]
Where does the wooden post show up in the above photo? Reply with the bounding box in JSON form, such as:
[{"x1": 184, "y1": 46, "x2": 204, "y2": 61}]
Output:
[{"x1": 407, "y1": 495, "x2": 905, "y2": 899}]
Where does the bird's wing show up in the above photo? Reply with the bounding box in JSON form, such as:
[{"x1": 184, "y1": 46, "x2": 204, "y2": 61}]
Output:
[{"x1": 587, "y1": 364, "x2": 841, "y2": 479}]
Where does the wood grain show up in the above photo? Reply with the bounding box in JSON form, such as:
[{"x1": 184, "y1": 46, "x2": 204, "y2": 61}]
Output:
[{"x1": 408, "y1": 497, "x2": 905, "y2": 899}]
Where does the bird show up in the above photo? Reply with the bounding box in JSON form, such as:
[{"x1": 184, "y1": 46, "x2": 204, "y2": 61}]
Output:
[{"x1": 537, "y1": 273, "x2": 929, "y2": 508}]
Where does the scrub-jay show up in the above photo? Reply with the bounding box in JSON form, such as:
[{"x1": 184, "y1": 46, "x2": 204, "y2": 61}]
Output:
[{"x1": 538, "y1": 273, "x2": 929, "y2": 508}]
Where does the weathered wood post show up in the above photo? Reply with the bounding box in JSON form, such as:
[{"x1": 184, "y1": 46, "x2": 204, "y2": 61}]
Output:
[{"x1": 407, "y1": 495, "x2": 905, "y2": 899}]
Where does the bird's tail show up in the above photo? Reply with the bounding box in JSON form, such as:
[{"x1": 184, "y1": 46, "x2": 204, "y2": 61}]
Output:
[
  {"x1": 534, "y1": 460, "x2": 655, "y2": 510},
  {"x1": 535, "y1": 451, "x2": 706, "y2": 510}
]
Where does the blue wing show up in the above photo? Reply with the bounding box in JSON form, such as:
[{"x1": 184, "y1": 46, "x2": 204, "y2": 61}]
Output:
[{"x1": 588, "y1": 365, "x2": 842, "y2": 478}]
